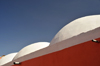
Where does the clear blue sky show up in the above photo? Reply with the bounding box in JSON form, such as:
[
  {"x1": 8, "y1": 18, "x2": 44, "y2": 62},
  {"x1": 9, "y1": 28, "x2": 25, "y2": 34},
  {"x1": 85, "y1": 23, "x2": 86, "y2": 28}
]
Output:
[{"x1": 0, "y1": 0, "x2": 100, "y2": 56}]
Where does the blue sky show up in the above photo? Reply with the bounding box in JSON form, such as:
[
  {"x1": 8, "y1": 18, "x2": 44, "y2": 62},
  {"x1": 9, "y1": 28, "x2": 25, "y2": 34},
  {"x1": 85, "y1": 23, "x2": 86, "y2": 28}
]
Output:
[{"x1": 0, "y1": 0, "x2": 100, "y2": 56}]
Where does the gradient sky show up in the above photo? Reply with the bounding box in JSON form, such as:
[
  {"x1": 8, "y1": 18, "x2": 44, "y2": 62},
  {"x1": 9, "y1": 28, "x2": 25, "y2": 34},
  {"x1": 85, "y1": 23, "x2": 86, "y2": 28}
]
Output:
[{"x1": 0, "y1": 0, "x2": 100, "y2": 56}]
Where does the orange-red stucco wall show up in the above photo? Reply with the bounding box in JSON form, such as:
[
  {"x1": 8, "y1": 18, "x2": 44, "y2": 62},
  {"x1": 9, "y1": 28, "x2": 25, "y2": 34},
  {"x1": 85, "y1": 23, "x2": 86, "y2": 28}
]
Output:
[{"x1": 13, "y1": 38, "x2": 100, "y2": 66}]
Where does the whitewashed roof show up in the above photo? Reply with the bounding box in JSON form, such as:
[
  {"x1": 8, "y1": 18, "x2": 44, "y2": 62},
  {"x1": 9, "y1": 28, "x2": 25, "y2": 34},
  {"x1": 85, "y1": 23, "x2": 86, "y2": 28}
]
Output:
[
  {"x1": 50, "y1": 15, "x2": 100, "y2": 45},
  {"x1": 0, "y1": 53, "x2": 17, "y2": 66},
  {"x1": 13, "y1": 42, "x2": 50, "y2": 60}
]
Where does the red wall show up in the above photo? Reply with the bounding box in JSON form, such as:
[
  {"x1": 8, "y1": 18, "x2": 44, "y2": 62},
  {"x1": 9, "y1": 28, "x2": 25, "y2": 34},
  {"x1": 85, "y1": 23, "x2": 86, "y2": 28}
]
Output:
[{"x1": 13, "y1": 38, "x2": 100, "y2": 66}]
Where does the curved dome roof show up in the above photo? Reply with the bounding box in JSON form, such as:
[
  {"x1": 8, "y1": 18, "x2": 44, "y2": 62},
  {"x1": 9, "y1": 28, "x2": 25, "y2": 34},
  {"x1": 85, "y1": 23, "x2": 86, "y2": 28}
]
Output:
[
  {"x1": 13, "y1": 42, "x2": 50, "y2": 60},
  {"x1": 0, "y1": 52, "x2": 17, "y2": 66},
  {"x1": 50, "y1": 15, "x2": 100, "y2": 45}
]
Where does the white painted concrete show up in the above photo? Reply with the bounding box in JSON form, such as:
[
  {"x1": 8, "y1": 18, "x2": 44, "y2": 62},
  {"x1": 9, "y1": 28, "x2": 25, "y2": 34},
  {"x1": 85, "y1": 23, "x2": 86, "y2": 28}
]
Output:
[
  {"x1": 50, "y1": 15, "x2": 100, "y2": 45},
  {"x1": 13, "y1": 42, "x2": 50, "y2": 60},
  {"x1": 0, "y1": 53, "x2": 17, "y2": 66}
]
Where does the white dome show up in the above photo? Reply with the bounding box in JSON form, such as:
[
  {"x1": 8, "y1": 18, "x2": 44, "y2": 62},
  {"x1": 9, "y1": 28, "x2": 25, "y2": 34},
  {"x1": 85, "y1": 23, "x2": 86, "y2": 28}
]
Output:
[
  {"x1": 0, "y1": 53, "x2": 17, "y2": 66},
  {"x1": 50, "y1": 15, "x2": 100, "y2": 45},
  {"x1": 13, "y1": 42, "x2": 50, "y2": 60}
]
